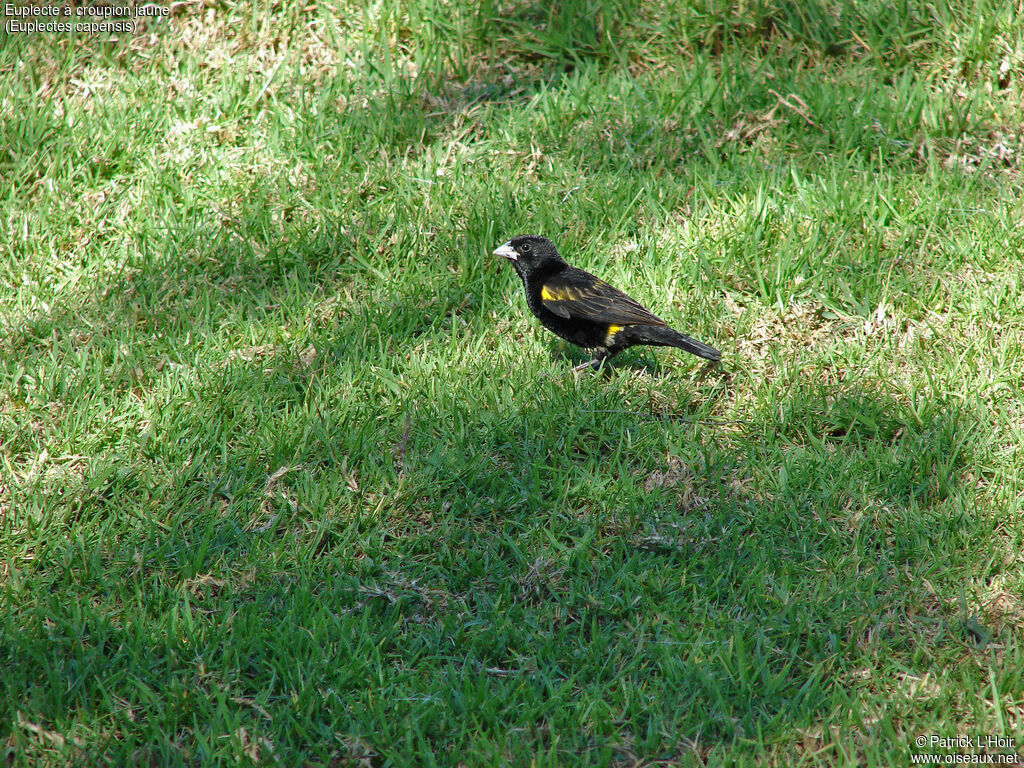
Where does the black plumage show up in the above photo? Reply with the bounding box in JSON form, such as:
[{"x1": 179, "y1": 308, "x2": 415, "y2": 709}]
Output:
[{"x1": 494, "y1": 235, "x2": 721, "y2": 370}]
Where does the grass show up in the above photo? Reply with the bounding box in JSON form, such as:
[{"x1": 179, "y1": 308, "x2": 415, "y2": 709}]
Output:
[{"x1": 2, "y1": 0, "x2": 1023, "y2": 765}]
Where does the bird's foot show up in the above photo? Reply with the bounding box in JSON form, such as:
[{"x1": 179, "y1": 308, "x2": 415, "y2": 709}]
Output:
[{"x1": 572, "y1": 357, "x2": 609, "y2": 374}]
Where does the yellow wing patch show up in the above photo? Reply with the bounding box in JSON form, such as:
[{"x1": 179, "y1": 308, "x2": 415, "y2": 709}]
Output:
[
  {"x1": 605, "y1": 324, "x2": 623, "y2": 345},
  {"x1": 541, "y1": 285, "x2": 578, "y2": 302}
]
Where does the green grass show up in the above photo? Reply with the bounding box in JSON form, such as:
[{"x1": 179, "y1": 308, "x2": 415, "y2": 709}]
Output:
[{"x1": 2, "y1": 0, "x2": 1024, "y2": 765}]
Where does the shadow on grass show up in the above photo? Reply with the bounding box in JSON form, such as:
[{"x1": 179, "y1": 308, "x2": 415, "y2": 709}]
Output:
[{"x1": 339, "y1": 384, "x2": 983, "y2": 754}]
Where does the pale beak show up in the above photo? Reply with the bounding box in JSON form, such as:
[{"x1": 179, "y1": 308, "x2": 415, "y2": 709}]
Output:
[{"x1": 492, "y1": 242, "x2": 517, "y2": 261}]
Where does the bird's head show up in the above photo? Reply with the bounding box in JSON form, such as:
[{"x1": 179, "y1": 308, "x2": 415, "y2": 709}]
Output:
[{"x1": 492, "y1": 235, "x2": 564, "y2": 277}]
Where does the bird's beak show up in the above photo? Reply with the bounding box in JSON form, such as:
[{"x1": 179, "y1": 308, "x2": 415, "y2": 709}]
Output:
[{"x1": 492, "y1": 242, "x2": 517, "y2": 261}]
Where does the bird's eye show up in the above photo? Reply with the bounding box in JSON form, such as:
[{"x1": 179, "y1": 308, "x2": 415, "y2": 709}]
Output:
[{"x1": 521, "y1": 242, "x2": 532, "y2": 253}]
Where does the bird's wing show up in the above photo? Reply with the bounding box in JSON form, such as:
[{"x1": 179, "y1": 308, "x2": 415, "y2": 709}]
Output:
[{"x1": 540, "y1": 268, "x2": 668, "y2": 326}]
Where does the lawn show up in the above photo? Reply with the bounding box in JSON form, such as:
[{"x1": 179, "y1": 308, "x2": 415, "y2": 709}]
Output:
[{"x1": 2, "y1": 1, "x2": 1023, "y2": 765}]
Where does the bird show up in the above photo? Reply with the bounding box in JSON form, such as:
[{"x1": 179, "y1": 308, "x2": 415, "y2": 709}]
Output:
[{"x1": 494, "y1": 235, "x2": 721, "y2": 371}]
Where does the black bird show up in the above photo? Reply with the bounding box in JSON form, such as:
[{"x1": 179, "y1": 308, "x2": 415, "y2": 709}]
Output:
[{"x1": 494, "y1": 235, "x2": 721, "y2": 370}]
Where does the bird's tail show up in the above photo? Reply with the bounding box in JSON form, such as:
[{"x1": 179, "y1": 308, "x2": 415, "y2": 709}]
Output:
[{"x1": 627, "y1": 325, "x2": 722, "y2": 361}]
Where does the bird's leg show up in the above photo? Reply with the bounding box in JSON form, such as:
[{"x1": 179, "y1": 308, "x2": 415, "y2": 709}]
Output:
[{"x1": 571, "y1": 348, "x2": 609, "y2": 373}]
